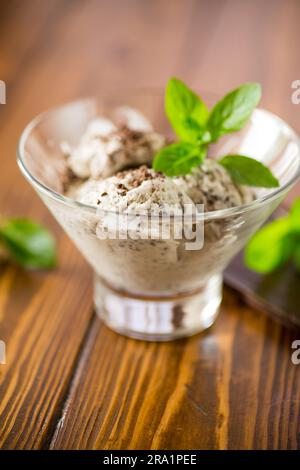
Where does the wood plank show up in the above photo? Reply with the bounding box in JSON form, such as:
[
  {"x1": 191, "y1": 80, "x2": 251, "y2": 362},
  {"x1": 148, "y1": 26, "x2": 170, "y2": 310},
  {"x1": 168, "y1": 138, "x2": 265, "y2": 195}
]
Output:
[
  {"x1": 0, "y1": 238, "x2": 93, "y2": 449},
  {"x1": 0, "y1": 0, "x2": 64, "y2": 83},
  {"x1": 50, "y1": 290, "x2": 300, "y2": 450},
  {"x1": 0, "y1": 0, "x2": 97, "y2": 449}
]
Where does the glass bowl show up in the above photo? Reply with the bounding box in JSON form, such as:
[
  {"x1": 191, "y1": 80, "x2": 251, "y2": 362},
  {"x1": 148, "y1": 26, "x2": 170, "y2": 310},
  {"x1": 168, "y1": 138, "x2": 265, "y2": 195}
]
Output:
[{"x1": 17, "y1": 93, "x2": 300, "y2": 341}]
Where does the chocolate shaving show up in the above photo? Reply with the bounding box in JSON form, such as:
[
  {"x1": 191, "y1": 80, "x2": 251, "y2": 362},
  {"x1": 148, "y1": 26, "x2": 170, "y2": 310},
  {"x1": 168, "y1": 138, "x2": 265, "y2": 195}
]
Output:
[
  {"x1": 118, "y1": 125, "x2": 144, "y2": 142},
  {"x1": 61, "y1": 167, "x2": 80, "y2": 193},
  {"x1": 116, "y1": 165, "x2": 164, "y2": 191}
]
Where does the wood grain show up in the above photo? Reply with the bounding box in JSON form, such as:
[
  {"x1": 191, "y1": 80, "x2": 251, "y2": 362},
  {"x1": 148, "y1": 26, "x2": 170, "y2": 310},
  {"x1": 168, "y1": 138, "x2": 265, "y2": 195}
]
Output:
[
  {"x1": 50, "y1": 291, "x2": 300, "y2": 450},
  {"x1": 0, "y1": 0, "x2": 299, "y2": 450}
]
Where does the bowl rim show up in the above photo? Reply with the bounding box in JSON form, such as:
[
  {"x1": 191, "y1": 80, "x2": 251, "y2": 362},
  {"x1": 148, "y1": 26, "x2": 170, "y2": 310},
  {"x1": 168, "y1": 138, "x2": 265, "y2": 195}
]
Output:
[{"x1": 17, "y1": 96, "x2": 300, "y2": 221}]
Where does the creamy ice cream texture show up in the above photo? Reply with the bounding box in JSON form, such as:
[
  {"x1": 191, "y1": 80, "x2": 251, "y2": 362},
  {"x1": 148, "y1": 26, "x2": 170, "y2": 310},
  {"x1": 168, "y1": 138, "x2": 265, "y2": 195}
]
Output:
[
  {"x1": 64, "y1": 107, "x2": 166, "y2": 180},
  {"x1": 77, "y1": 166, "x2": 193, "y2": 211},
  {"x1": 63, "y1": 107, "x2": 254, "y2": 212}
]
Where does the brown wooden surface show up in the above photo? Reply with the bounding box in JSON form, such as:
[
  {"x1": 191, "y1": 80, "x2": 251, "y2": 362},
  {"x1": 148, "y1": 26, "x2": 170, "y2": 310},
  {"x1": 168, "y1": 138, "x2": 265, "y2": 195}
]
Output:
[{"x1": 0, "y1": 0, "x2": 299, "y2": 450}]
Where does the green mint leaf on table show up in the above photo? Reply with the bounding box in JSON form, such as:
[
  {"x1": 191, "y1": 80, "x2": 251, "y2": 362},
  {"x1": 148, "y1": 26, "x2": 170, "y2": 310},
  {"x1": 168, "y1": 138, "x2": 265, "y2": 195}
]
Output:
[
  {"x1": 153, "y1": 142, "x2": 206, "y2": 177},
  {"x1": 219, "y1": 155, "x2": 279, "y2": 188},
  {"x1": 0, "y1": 219, "x2": 57, "y2": 269},
  {"x1": 207, "y1": 83, "x2": 261, "y2": 141},
  {"x1": 245, "y1": 196, "x2": 300, "y2": 274},
  {"x1": 244, "y1": 217, "x2": 296, "y2": 274},
  {"x1": 165, "y1": 78, "x2": 209, "y2": 143},
  {"x1": 289, "y1": 197, "x2": 300, "y2": 233}
]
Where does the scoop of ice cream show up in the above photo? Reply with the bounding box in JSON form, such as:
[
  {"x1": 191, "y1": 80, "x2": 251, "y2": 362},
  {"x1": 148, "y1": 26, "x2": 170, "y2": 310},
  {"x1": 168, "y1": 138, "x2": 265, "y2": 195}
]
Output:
[
  {"x1": 76, "y1": 165, "x2": 194, "y2": 213},
  {"x1": 174, "y1": 159, "x2": 255, "y2": 211},
  {"x1": 63, "y1": 109, "x2": 166, "y2": 180},
  {"x1": 113, "y1": 106, "x2": 153, "y2": 132}
]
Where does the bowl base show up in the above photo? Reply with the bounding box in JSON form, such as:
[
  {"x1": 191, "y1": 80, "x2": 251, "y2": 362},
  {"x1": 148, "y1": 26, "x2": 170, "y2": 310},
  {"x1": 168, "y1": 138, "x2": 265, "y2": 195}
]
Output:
[{"x1": 94, "y1": 275, "x2": 222, "y2": 341}]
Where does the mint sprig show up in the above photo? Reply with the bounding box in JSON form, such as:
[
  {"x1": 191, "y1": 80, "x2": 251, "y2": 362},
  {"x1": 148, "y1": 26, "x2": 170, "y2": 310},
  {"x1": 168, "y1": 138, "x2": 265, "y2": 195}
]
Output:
[
  {"x1": 165, "y1": 78, "x2": 209, "y2": 142},
  {"x1": 0, "y1": 218, "x2": 57, "y2": 269},
  {"x1": 207, "y1": 82, "x2": 261, "y2": 141},
  {"x1": 153, "y1": 142, "x2": 206, "y2": 177},
  {"x1": 245, "y1": 197, "x2": 300, "y2": 274},
  {"x1": 219, "y1": 155, "x2": 279, "y2": 188},
  {"x1": 153, "y1": 78, "x2": 279, "y2": 188}
]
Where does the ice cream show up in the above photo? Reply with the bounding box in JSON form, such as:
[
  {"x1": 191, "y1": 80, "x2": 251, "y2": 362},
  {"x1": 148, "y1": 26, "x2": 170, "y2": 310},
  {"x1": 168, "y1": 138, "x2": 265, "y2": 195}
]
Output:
[
  {"x1": 59, "y1": 106, "x2": 257, "y2": 284},
  {"x1": 68, "y1": 156, "x2": 254, "y2": 216},
  {"x1": 174, "y1": 159, "x2": 254, "y2": 211},
  {"x1": 63, "y1": 108, "x2": 254, "y2": 212},
  {"x1": 63, "y1": 110, "x2": 166, "y2": 180},
  {"x1": 76, "y1": 165, "x2": 194, "y2": 211},
  {"x1": 57, "y1": 107, "x2": 256, "y2": 337}
]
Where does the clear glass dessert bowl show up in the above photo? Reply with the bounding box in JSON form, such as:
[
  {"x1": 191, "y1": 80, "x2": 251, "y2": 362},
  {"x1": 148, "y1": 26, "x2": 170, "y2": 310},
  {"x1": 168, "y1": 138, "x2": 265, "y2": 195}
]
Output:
[{"x1": 17, "y1": 94, "x2": 300, "y2": 341}]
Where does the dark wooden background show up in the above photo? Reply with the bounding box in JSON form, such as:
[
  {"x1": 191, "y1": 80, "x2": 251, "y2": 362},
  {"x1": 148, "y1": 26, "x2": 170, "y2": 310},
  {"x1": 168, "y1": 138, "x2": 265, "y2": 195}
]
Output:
[{"x1": 0, "y1": 0, "x2": 299, "y2": 450}]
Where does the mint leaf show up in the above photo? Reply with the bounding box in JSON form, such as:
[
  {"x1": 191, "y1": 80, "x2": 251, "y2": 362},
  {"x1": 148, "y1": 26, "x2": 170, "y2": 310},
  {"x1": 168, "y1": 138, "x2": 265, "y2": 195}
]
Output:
[
  {"x1": 153, "y1": 142, "x2": 206, "y2": 177},
  {"x1": 219, "y1": 155, "x2": 279, "y2": 188},
  {"x1": 207, "y1": 83, "x2": 261, "y2": 141},
  {"x1": 156, "y1": 79, "x2": 273, "y2": 186},
  {"x1": 289, "y1": 197, "x2": 300, "y2": 234},
  {"x1": 0, "y1": 219, "x2": 57, "y2": 269},
  {"x1": 244, "y1": 217, "x2": 295, "y2": 273},
  {"x1": 165, "y1": 78, "x2": 209, "y2": 142},
  {"x1": 245, "y1": 196, "x2": 300, "y2": 275}
]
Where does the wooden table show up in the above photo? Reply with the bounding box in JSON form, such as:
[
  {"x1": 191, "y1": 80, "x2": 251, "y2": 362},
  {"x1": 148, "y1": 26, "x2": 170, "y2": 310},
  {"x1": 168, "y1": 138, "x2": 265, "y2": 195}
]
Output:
[{"x1": 0, "y1": 0, "x2": 299, "y2": 450}]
